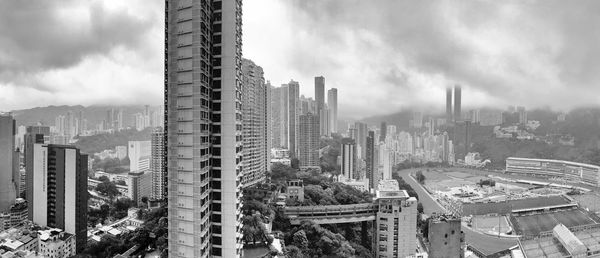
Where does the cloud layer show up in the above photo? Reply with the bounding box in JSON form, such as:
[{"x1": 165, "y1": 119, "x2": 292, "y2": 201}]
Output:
[
  {"x1": 0, "y1": 0, "x2": 163, "y2": 109},
  {"x1": 244, "y1": 0, "x2": 600, "y2": 118},
  {"x1": 1, "y1": 0, "x2": 600, "y2": 119}
]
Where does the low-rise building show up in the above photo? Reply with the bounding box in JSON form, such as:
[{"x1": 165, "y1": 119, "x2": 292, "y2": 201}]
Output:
[
  {"x1": 38, "y1": 229, "x2": 76, "y2": 258},
  {"x1": 286, "y1": 180, "x2": 304, "y2": 202}
]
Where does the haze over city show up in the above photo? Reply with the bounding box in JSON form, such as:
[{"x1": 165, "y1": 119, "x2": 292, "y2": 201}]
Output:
[{"x1": 1, "y1": 0, "x2": 600, "y2": 118}]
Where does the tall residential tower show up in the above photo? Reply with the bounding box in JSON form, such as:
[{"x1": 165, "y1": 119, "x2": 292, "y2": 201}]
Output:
[{"x1": 165, "y1": 0, "x2": 244, "y2": 257}]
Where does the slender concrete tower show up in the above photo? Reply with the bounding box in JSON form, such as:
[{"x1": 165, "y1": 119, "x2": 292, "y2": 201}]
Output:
[
  {"x1": 165, "y1": 0, "x2": 244, "y2": 257},
  {"x1": 454, "y1": 85, "x2": 462, "y2": 123},
  {"x1": 446, "y1": 86, "x2": 453, "y2": 124}
]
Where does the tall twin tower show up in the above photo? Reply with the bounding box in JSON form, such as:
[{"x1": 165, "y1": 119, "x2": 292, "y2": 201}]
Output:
[{"x1": 446, "y1": 85, "x2": 462, "y2": 124}]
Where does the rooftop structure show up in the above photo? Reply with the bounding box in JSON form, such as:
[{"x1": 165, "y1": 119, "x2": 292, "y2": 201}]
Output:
[{"x1": 506, "y1": 157, "x2": 600, "y2": 187}]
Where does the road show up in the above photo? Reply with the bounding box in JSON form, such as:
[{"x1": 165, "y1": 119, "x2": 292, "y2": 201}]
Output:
[{"x1": 395, "y1": 169, "x2": 445, "y2": 214}]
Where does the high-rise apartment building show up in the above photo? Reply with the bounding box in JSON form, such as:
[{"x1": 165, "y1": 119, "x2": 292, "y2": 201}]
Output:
[
  {"x1": 315, "y1": 76, "x2": 325, "y2": 113},
  {"x1": 354, "y1": 122, "x2": 367, "y2": 159},
  {"x1": 366, "y1": 131, "x2": 375, "y2": 190},
  {"x1": 30, "y1": 144, "x2": 88, "y2": 253},
  {"x1": 319, "y1": 105, "x2": 330, "y2": 137},
  {"x1": 0, "y1": 114, "x2": 18, "y2": 213},
  {"x1": 241, "y1": 58, "x2": 269, "y2": 187},
  {"x1": 446, "y1": 86, "x2": 453, "y2": 124},
  {"x1": 517, "y1": 106, "x2": 527, "y2": 124},
  {"x1": 341, "y1": 141, "x2": 356, "y2": 180},
  {"x1": 24, "y1": 125, "x2": 50, "y2": 219},
  {"x1": 150, "y1": 127, "x2": 166, "y2": 200},
  {"x1": 271, "y1": 85, "x2": 285, "y2": 148},
  {"x1": 412, "y1": 112, "x2": 423, "y2": 128},
  {"x1": 298, "y1": 113, "x2": 320, "y2": 168},
  {"x1": 374, "y1": 180, "x2": 418, "y2": 258},
  {"x1": 327, "y1": 88, "x2": 338, "y2": 134},
  {"x1": 380, "y1": 122, "x2": 387, "y2": 142},
  {"x1": 128, "y1": 140, "x2": 151, "y2": 172},
  {"x1": 288, "y1": 80, "x2": 300, "y2": 158},
  {"x1": 165, "y1": 0, "x2": 244, "y2": 257},
  {"x1": 129, "y1": 171, "x2": 153, "y2": 207},
  {"x1": 454, "y1": 85, "x2": 462, "y2": 123}
]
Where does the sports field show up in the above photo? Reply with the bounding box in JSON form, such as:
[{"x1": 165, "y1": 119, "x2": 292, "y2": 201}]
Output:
[
  {"x1": 512, "y1": 209, "x2": 597, "y2": 236},
  {"x1": 473, "y1": 215, "x2": 512, "y2": 235}
]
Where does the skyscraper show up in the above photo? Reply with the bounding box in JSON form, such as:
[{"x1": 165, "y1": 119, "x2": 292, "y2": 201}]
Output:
[
  {"x1": 128, "y1": 140, "x2": 151, "y2": 172},
  {"x1": 380, "y1": 121, "x2": 387, "y2": 142},
  {"x1": 454, "y1": 85, "x2": 462, "y2": 123},
  {"x1": 446, "y1": 86, "x2": 453, "y2": 124},
  {"x1": 165, "y1": 0, "x2": 243, "y2": 256},
  {"x1": 288, "y1": 80, "x2": 300, "y2": 158},
  {"x1": 354, "y1": 122, "x2": 367, "y2": 159},
  {"x1": 241, "y1": 58, "x2": 269, "y2": 187},
  {"x1": 150, "y1": 127, "x2": 165, "y2": 200},
  {"x1": 271, "y1": 85, "x2": 284, "y2": 148},
  {"x1": 327, "y1": 88, "x2": 338, "y2": 134},
  {"x1": 298, "y1": 113, "x2": 320, "y2": 168},
  {"x1": 315, "y1": 76, "x2": 325, "y2": 113},
  {"x1": 30, "y1": 144, "x2": 88, "y2": 253},
  {"x1": 341, "y1": 141, "x2": 356, "y2": 180},
  {"x1": 319, "y1": 105, "x2": 330, "y2": 137},
  {"x1": 0, "y1": 114, "x2": 18, "y2": 213},
  {"x1": 24, "y1": 125, "x2": 50, "y2": 219},
  {"x1": 366, "y1": 131, "x2": 375, "y2": 190}
]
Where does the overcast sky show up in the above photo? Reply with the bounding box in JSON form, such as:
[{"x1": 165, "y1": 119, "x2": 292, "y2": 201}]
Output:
[{"x1": 1, "y1": 0, "x2": 599, "y2": 119}]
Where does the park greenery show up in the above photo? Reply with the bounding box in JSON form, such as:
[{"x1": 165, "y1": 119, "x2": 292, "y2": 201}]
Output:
[
  {"x1": 74, "y1": 128, "x2": 153, "y2": 154},
  {"x1": 92, "y1": 156, "x2": 130, "y2": 174},
  {"x1": 87, "y1": 198, "x2": 135, "y2": 227},
  {"x1": 82, "y1": 205, "x2": 168, "y2": 258}
]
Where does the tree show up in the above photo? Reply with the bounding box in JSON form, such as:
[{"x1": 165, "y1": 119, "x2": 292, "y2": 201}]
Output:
[
  {"x1": 96, "y1": 181, "x2": 120, "y2": 199},
  {"x1": 417, "y1": 202, "x2": 424, "y2": 214},
  {"x1": 291, "y1": 158, "x2": 300, "y2": 169},
  {"x1": 98, "y1": 175, "x2": 110, "y2": 182},
  {"x1": 292, "y1": 230, "x2": 309, "y2": 249},
  {"x1": 415, "y1": 171, "x2": 426, "y2": 184},
  {"x1": 141, "y1": 196, "x2": 149, "y2": 206}
]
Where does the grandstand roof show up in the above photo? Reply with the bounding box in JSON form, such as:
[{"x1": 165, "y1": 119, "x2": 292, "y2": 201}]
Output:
[
  {"x1": 462, "y1": 196, "x2": 572, "y2": 216},
  {"x1": 553, "y1": 224, "x2": 587, "y2": 256},
  {"x1": 507, "y1": 157, "x2": 600, "y2": 170}
]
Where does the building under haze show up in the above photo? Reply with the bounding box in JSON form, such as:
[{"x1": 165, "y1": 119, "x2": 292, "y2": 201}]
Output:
[
  {"x1": 446, "y1": 86, "x2": 453, "y2": 124},
  {"x1": 165, "y1": 0, "x2": 243, "y2": 256},
  {"x1": 288, "y1": 80, "x2": 300, "y2": 158},
  {"x1": 29, "y1": 144, "x2": 88, "y2": 253},
  {"x1": 454, "y1": 85, "x2": 462, "y2": 123},
  {"x1": 0, "y1": 114, "x2": 18, "y2": 213},
  {"x1": 241, "y1": 58, "x2": 270, "y2": 187},
  {"x1": 327, "y1": 88, "x2": 338, "y2": 134}
]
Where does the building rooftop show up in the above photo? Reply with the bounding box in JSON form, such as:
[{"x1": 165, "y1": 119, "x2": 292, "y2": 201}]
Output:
[
  {"x1": 376, "y1": 180, "x2": 410, "y2": 199},
  {"x1": 553, "y1": 224, "x2": 586, "y2": 256}
]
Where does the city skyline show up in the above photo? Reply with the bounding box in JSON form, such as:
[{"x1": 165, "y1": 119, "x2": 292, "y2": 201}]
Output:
[{"x1": 2, "y1": 1, "x2": 600, "y2": 119}]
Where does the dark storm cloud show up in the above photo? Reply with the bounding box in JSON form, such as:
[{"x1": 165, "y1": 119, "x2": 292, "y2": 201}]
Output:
[
  {"x1": 0, "y1": 0, "x2": 154, "y2": 87},
  {"x1": 278, "y1": 0, "x2": 600, "y2": 114}
]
